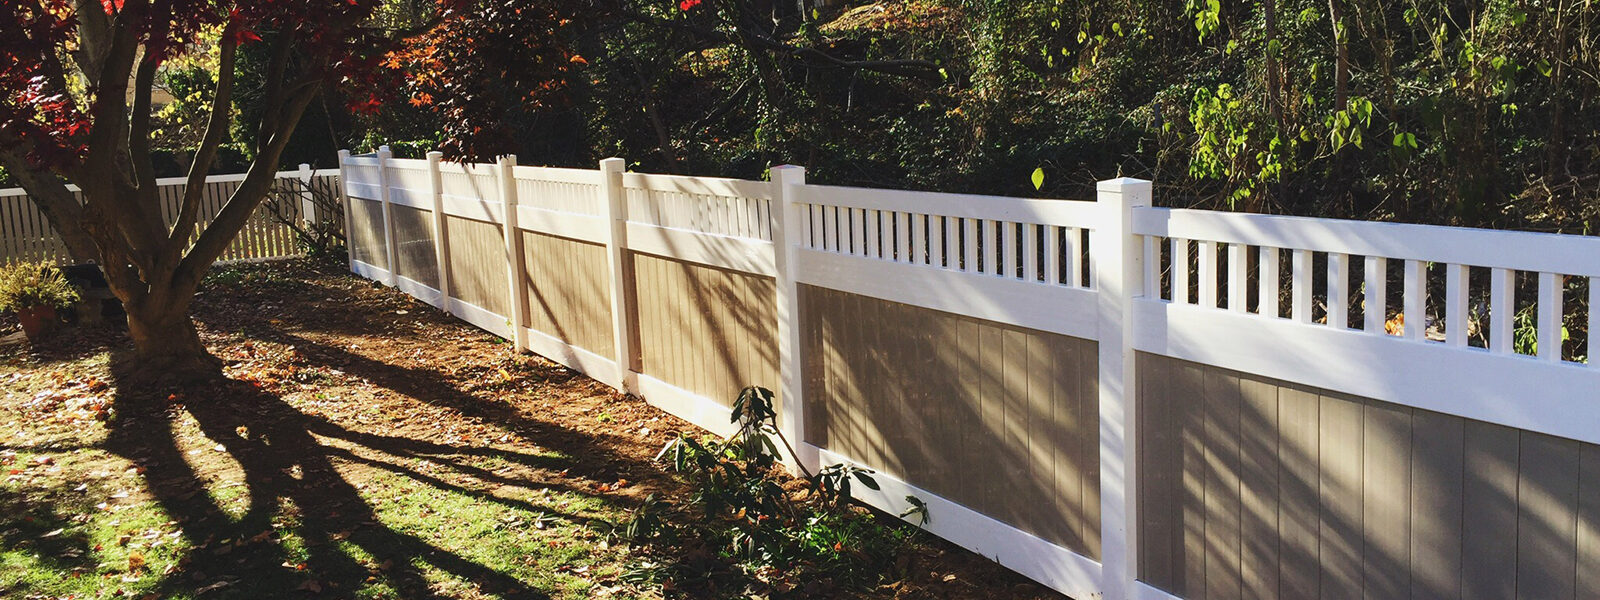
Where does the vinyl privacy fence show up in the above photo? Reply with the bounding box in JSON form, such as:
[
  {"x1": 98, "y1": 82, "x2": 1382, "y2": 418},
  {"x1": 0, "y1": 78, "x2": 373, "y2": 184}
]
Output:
[
  {"x1": 342, "y1": 146, "x2": 1600, "y2": 600},
  {"x1": 0, "y1": 166, "x2": 340, "y2": 265}
]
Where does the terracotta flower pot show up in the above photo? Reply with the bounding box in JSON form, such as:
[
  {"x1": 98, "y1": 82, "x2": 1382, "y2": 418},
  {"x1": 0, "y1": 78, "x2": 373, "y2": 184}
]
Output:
[{"x1": 17, "y1": 304, "x2": 57, "y2": 341}]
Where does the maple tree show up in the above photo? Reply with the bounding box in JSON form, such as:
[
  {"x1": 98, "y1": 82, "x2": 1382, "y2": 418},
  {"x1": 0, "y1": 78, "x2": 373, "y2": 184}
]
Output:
[
  {"x1": 381, "y1": 0, "x2": 588, "y2": 159},
  {"x1": 0, "y1": 0, "x2": 396, "y2": 377}
]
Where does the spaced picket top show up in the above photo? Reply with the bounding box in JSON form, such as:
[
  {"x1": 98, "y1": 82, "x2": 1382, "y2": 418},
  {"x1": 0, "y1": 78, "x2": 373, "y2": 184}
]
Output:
[
  {"x1": 339, "y1": 147, "x2": 1600, "y2": 600},
  {"x1": 0, "y1": 168, "x2": 340, "y2": 265},
  {"x1": 1131, "y1": 207, "x2": 1600, "y2": 448}
]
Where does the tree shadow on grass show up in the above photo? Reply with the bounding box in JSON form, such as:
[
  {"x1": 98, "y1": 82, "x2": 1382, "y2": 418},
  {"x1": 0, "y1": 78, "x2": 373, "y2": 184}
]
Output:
[{"x1": 99, "y1": 351, "x2": 582, "y2": 599}]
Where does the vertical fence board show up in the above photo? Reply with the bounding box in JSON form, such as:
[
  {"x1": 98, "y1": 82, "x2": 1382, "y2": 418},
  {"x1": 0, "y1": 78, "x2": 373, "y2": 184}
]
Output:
[
  {"x1": 1515, "y1": 433, "x2": 1579, "y2": 600},
  {"x1": 1578, "y1": 444, "x2": 1600, "y2": 598},
  {"x1": 1361, "y1": 399, "x2": 1411, "y2": 600},
  {"x1": 1202, "y1": 369, "x2": 1243, "y2": 600},
  {"x1": 1277, "y1": 385, "x2": 1320, "y2": 600},
  {"x1": 1460, "y1": 421, "x2": 1521, "y2": 600},
  {"x1": 1410, "y1": 410, "x2": 1465, "y2": 600},
  {"x1": 1317, "y1": 393, "x2": 1363, "y2": 600},
  {"x1": 1237, "y1": 376, "x2": 1280, "y2": 600}
]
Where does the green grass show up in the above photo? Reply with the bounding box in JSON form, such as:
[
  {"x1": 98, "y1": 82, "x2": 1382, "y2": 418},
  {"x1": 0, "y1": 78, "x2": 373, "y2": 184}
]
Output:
[{"x1": 1, "y1": 441, "x2": 642, "y2": 600}]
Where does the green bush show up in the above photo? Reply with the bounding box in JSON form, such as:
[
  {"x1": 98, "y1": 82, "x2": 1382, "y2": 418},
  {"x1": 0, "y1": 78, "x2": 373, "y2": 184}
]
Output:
[{"x1": 0, "y1": 261, "x2": 81, "y2": 312}]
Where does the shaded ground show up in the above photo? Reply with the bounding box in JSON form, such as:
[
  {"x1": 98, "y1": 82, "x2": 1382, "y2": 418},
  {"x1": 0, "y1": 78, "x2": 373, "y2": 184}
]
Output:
[{"x1": 1, "y1": 259, "x2": 1063, "y2": 599}]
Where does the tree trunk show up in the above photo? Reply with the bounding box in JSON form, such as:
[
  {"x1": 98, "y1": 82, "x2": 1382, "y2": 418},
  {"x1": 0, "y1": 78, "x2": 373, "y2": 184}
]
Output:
[{"x1": 123, "y1": 290, "x2": 222, "y2": 380}]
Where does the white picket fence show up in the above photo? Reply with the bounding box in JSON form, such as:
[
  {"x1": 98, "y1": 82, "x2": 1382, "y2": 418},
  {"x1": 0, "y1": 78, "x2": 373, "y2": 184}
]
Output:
[
  {"x1": 0, "y1": 167, "x2": 340, "y2": 265},
  {"x1": 342, "y1": 145, "x2": 1600, "y2": 600}
]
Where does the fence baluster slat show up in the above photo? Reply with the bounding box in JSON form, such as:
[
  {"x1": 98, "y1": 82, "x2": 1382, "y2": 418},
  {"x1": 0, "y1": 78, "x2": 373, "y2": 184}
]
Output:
[
  {"x1": 1026, "y1": 224, "x2": 1041, "y2": 282},
  {"x1": 1490, "y1": 268, "x2": 1514, "y2": 352},
  {"x1": 1144, "y1": 235, "x2": 1159, "y2": 297},
  {"x1": 1404, "y1": 259, "x2": 1425, "y2": 341},
  {"x1": 1229, "y1": 242, "x2": 1248, "y2": 312},
  {"x1": 1045, "y1": 226, "x2": 1061, "y2": 285},
  {"x1": 1171, "y1": 237, "x2": 1188, "y2": 303},
  {"x1": 1293, "y1": 249, "x2": 1313, "y2": 323},
  {"x1": 1364, "y1": 256, "x2": 1386, "y2": 333},
  {"x1": 913, "y1": 214, "x2": 928, "y2": 266},
  {"x1": 1002, "y1": 220, "x2": 1018, "y2": 278},
  {"x1": 1199, "y1": 240, "x2": 1218, "y2": 308},
  {"x1": 1260, "y1": 247, "x2": 1280, "y2": 317},
  {"x1": 1446, "y1": 263, "x2": 1469, "y2": 346},
  {"x1": 899, "y1": 212, "x2": 914, "y2": 263},
  {"x1": 1327, "y1": 252, "x2": 1348, "y2": 329},
  {"x1": 1590, "y1": 277, "x2": 1599, "y2": 367},
  {"x1": 1539, "y1": 271, "x2": 1563, "y2": 362},
  {"x1": 963, "y1": 218, "x2": 978, "y2": 272}
]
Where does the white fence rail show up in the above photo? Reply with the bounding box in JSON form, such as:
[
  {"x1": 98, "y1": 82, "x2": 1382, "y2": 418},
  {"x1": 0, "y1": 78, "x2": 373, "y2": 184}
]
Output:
[
  {"x1": 0, "y1": 167, "x2": 340, "y2": 265},
  {"x1": 342, "y1": 146, "x2": 1600, "y2": 600}
]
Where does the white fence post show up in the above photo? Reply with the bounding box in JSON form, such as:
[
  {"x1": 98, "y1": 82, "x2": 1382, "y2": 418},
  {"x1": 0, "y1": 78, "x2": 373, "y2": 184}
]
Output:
[
  {"x1": 499, "y1": 155, "x2": 528, "y2": 350},
  {"x1": 297, "y1": 163, "x2": 315, "y2": 229},
  {"x1": 600, "y1": 158, "x2": 639, "y2": 393},
  {"x1": 1094, "y1": 177, "x2": 1151, "y2": 600},
  {"x1": 376, "y1": 145, "x2": 399, "y2": 286},
  {"x1": 771, "y1": 165, "x2": 815, "y2": 474},
  {"x1": 337, "y1": 149, "x2": 355, "y2": 274},
  {"x1": 427, "y1": 151, "x2": 452, "y2": 310}
]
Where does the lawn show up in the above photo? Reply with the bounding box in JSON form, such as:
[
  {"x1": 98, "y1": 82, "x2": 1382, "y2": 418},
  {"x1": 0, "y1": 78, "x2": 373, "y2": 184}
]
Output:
[{"x1": 0, "y1": 259, "x2": 1060, "y2": 600}]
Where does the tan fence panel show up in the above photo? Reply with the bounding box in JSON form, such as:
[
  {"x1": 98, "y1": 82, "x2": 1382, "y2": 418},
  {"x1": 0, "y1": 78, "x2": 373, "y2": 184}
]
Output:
[
  {"x1": 634, "y1": 252, "x2": 777, "y2": 409},
  {"x1": 1136, "y1": 352, "x2": 1600, "y2": 600},
  {"x1": 443, "y1": 214, "x2": 509, "y2": 316},
  {"x1": 390, "y1": 204, "x2": 439, "y2": 288},
  {"x1": 348, "y1": 197, "x2": 389, "y2": 270},
  {"x1": 799, "y1": 284, "x2": 1102, "y2": 559},
  {"x1": 521, "y1": 230, "x2": 612, "y2": 358}
]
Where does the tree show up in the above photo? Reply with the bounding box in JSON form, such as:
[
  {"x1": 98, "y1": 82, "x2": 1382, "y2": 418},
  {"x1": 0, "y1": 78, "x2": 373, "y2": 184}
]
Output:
[{"x1": 0, "y1": 0, "x2": 393, "y2": 377}]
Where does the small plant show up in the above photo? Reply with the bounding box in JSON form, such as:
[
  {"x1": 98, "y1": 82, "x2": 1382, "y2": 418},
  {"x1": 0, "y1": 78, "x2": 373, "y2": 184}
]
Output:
[
  {"x1": 657, "y1": 386, "x2": 926, "y2": 591},
  {"x1": 263, "y1": 173, "x2": 346, "y2": 261},
  {"x1": 0, "y1": 261, "x2": 81, "y2": 313}
]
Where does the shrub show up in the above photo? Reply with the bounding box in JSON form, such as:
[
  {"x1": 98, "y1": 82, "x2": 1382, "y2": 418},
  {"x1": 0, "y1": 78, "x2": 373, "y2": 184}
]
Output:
[
  {"x1": 0, "y1": 261, "x2": 81, "y2": 313},
  {"x1": 656, "y1": 386, "x2": 925, "y2": 591}
]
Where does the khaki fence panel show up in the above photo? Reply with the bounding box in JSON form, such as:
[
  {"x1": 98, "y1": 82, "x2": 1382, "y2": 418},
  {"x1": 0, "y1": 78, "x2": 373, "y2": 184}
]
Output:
[
  {"x1": 390, "y1": 204, "x2": 439, "y2": 289},
  {"x1": 634, "y1": 253, "x2": 777, "y2": 410},
  {"x1": 801, "y1": 284, "x2": 1101, "y2": 558},
  {"x1": 1, "y1": 168, "x2": 340, "y2": 266},
  {"x1": 1137, "y1": 352, "x2": 1600, "y2": 600},
  {"x1": 522, "y1": 230, "x2": 613, "y2": 360},
  {"x1": 341, "y1": 146, "x2": 1600, "y2": 600},
  {"x1": 443, "y1": 215, "x2": 508, "y2": 316}
]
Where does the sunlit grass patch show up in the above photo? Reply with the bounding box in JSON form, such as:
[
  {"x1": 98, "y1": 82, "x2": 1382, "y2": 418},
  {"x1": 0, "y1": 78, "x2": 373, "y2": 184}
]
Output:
[{"x1": 356, "y1": 471, "x2": 627, "y2": 599}]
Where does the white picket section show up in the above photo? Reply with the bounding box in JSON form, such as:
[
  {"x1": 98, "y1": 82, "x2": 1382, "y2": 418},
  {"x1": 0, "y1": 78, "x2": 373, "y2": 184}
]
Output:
[{"x1": 1, "y1": 168, "x2": 339, "y2": 265}]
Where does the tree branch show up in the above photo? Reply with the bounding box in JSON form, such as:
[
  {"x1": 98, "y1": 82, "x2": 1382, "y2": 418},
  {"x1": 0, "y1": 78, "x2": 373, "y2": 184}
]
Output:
[
  {"x1": 175, "y1": 83, "x2": 320, "y2": 287},
  {"x1": 167, "y1": 32, "x2": 239, "y2": 257},
  {"x1": 129, "y1": 47, "x2": 163, "y2": 197},
  {"x1": 255, "y1": 31, "x2": 296, "y2": 149},
  {"x1": 0, "y1": 139, "x2": 98, "y2": 263}
]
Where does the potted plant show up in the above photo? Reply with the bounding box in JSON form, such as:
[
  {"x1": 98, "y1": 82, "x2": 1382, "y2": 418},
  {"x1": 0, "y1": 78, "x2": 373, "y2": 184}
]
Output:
[{"x1": 0, "y1": 261, "x2": 82, "y2": 340}]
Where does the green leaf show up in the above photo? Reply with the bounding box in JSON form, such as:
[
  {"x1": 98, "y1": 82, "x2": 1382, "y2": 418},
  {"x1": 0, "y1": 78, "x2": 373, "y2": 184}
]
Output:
[{"x1": 1031, "y1": 167, "x2": 1045, "y2": 191}]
